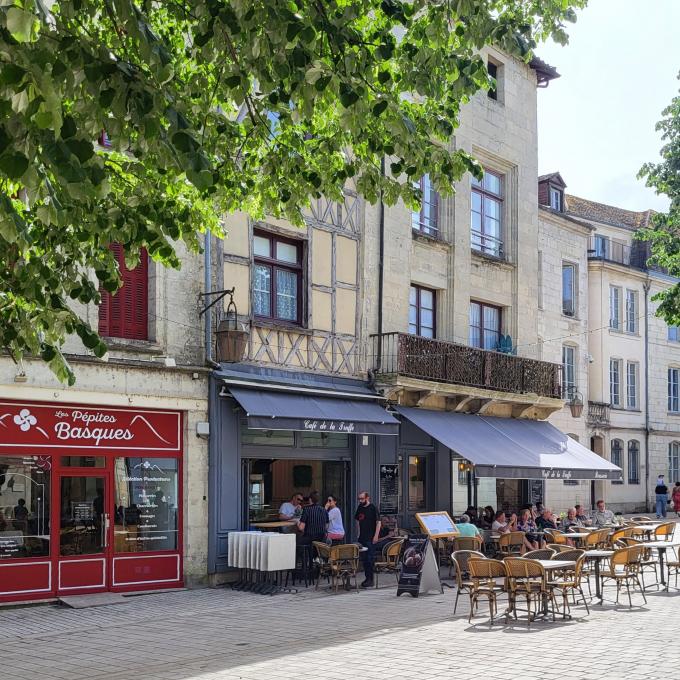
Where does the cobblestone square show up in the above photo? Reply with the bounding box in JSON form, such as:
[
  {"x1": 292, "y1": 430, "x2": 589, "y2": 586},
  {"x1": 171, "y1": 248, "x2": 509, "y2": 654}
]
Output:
[{"x1": 2, "y1": 549, "x2": 679, "y2": 680}]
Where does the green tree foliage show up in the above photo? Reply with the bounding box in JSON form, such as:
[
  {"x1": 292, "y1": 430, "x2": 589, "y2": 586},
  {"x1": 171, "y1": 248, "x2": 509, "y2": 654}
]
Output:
[
  {"x1": 639, "y1": 77, "x2": 680, "y2": 322},
  {"x1": 0, "y1": 0, "x2": 583, "y2": 383}
]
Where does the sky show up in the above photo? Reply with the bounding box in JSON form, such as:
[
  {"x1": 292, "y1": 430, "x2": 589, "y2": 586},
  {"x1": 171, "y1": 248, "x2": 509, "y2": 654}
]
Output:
[{"x1": 536, "y1": 0, "x2": 680, "y2": 212}]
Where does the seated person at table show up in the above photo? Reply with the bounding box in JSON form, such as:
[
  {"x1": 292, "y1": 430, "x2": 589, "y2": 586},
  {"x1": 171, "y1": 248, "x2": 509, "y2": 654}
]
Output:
[
  {"x1": 464, "y1": 506, "x2": 479, "y2": 525},
  {"x1": 574, "y1": 504, "x2": 589, "y2": 524},
  {"x1": 479, "y1": 506, "x2": 495, "y2": 530},
  {"x1": 279, "y1": 493, "x2": 303, "y2": 521},
  {"x1": 455, "y1": 514, "x2": 483, "y2": 539},
  {"x1": 561, "y1": 507, "x2": 584, "y2": 532},
  {"x1": 536, "y1": 508, "x2": 558, "y2": 532},
  {"x1": 591, "y1": 499, "x2": 614, "y2": 527},
  {"x1": 491, "y1": 510, "x2": 516, "y2": 534},
  {"x1": 297, "y1": 491, "x2": 329, "y2": 545},
  {"x1": 517, "y1": 509, "x2": 541, "y2": 551}
]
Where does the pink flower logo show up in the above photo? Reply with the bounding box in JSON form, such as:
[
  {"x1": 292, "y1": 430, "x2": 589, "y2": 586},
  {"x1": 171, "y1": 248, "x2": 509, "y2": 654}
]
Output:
[{"x1": 14, "y1": 408, "x2": 37, "y2": 432}]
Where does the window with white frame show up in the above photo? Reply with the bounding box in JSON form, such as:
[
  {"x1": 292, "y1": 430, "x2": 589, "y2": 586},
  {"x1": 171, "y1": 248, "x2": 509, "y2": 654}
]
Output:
[
  {"x1": 627, "y1": 361, "x2": 639, "y2": 410},
  {"x1": 411, "y1": 174, "x2": 439, "y2": 237},
  {"x1": 549, "y1": 186, "x2": 563, "y2": 212},
  {"x1": 562, "y1": 263, "x2": 576, "y2": 317},
  {"x1": 669, "y1": 368, "x2": 680, "y2": 413},
  {"x1": 669, "y1": 325, "x2": 680, "y2": 342},
  {"x1": 562, "y1": 345, "x2": 577, "y2": 399},
  {"x1": 611, "y1": 439, "x2": 624, "y2": 484},
  {"x1": 609, "y1": 286, "x2": 622, "y2": 330},
  {"x1": 627, "y1": 440, "x2": 640, "y2": 484},
  {"x1": 610, "y1": 358, "x2": 622, "y2": 407},
  {"x1": 594, "y1": 234, "x2": 609, "y2": 258},
  {"x1": 625, "y1": 289, "x2": 638, "y2": 333},
  {"x1": 670, "y1": 442, "x2": 680, "y2": 482},
  {"x1": 471, "y1": 170, "x2": 503, "y2": 258}
]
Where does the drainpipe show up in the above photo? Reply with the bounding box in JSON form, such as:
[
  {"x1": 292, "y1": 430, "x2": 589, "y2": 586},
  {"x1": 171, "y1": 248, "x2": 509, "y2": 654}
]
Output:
[
  {"x1": 376, "y1": 156, "x2": 386, "y2": 371},
  {"x1": 643, "y1": 277, "x2": 651, "y2": 512},
  {"x1": 204, "y1": 232, "x2": 220, "y2": 369}
]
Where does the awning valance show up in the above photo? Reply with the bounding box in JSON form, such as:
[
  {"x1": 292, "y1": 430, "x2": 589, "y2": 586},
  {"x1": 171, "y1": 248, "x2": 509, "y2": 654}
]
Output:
[
  {"x1": 228, "y1": 387, "x2": 399, "y2": 436},
  {"x1": 396, "y1": 407, "x2": 622, "y2": 481}
]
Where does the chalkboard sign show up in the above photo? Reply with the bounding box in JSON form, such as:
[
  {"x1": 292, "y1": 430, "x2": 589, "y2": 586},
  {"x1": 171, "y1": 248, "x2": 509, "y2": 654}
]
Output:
[
  {"x1": 379, "y1": 464, "x2": 399, "y2": 514},
  {"x1": 530, "y1": 480, "x2": 544, "y2": 506},
  {"x1": 415, "y1": 511, "x2": 459, "y2": 538}
]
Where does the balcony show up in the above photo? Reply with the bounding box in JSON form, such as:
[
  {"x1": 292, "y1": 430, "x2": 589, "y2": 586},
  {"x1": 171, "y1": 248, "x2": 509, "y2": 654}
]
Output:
[
  {"x1": 587, "y1": 401, "x2": 611, "y2": 428},
  {"x1": 587, "y1": 237, "x2": 648, "y2": 270},
  {"x1": 371, "y1": 333, "x2": 564, "y2": 418}
]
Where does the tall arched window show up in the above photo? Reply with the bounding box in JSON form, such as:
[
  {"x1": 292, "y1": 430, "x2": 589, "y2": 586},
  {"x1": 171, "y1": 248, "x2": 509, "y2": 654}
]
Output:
[
  {"x1": 627, "y1": 440, "x2": 640, "y2": 485},
  {"x1": 611, "y1": 439, "x2": 624, "y2": 485},
  {"x1": 669, "y1": 442, "x2": 680, "y2": 482}
]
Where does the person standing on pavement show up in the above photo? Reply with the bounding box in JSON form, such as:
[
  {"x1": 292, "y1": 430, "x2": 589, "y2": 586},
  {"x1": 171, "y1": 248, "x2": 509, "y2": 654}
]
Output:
[
  {"x1": 655, "y1": 475, "x2": 669, "y2": 519},
  {"x1": 355, "y1": 491, "x2": 381, "y2": 588},
  {"x1": 672, "y1": 482, "x2": 680, "y2": 518}
]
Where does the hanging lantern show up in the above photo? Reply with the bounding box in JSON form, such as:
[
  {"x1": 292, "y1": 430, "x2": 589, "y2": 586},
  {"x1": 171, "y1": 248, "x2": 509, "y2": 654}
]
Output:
[
  {"x1": 215, "y1": 290, "x2": 249, "y2": 363},
  {"x1": 568, "y1": 391, "x2": 584, "y2": 418}
]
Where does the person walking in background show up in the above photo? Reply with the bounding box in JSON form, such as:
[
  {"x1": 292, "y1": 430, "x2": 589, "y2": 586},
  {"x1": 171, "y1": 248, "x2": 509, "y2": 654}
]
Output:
[
  {"x1": 672, "y1": 482, "x2": 680, "y2": 518},
  {"x1": 355, "y1": 491, "x2": 381, "y2": 588},
  {"x1": 655, "y1": 475, "x2": 669, "y2": 519},
  {"x1": 325, "y1": 495, "x2": 345, "y2": 544}
]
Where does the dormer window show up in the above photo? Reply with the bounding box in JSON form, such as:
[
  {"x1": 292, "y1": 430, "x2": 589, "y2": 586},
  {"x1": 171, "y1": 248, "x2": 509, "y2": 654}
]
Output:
[{"x1": 549, "y1": 186, "x2": 563, "y2": 212}]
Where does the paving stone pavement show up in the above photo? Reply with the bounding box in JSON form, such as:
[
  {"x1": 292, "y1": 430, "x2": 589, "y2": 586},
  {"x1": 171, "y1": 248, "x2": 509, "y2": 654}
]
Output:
[{"x1": 2, "y1": 553, "x2": 679, "y2": 680}]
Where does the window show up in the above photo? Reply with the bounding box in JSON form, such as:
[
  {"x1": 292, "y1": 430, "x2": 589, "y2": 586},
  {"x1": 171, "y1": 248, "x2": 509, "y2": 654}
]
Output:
[
  {"x1": 411, "y1": 174, "x2": 439, "y2": 237},
  {"x1": 562, "y1": 345, "x2": 577, "y2": 399},
  {"x1": 241, "y1": 425, "x2": 295, "y2": 447},
  {"x1": 627, "y1": 362, "x2": 639, "y2": 409},
  {"x1": 669, "y1": 325, "x2": 680, "y2": 342},
  {"x1": 471, "y1": 170, "x2": 503, "y2": 258},
  {"x1": 609, "y1": 286, "x2": 621, "y2": 330},
  {"x1": 670, "y1": 442, "x2": 680, "y2": 482},
  {"x1": 469, "y1": 301, "x2": 501, "y2": 350},
  {"x1": 593, "y1": 234, "x2": 609, "y2": 258},
  {"x1": 627, "y1": 441, "x2": 640, "y2": 484},
  {"x1": 114, "y1": 457, "x2": 179, "y2": 552},
  {"x1": 562, "y1": 263, "x2": 576, "y2": 316},
  {"x1": 549, "y1": 186, "x2": 563, "y2": 212},
  {"x1": 611, "y1": 439, "x2": 624, "y2": 484},
  {"x1": 300, "y1": 432, "x2": 350, "y2": 448},
  {"x1": 98, "y1": 244, "x2": 148, "y2": 340},
  {"x1": 487, "y1": 60, "x2": 498, "y2": 100},
  {"x1": 564, "y1": 435, "x2": 580, "y2": 485},
  {"x1": 669, "y1": 368, "x2": 680, "y2": 413},
  {"x1": 409, "y1": 285, "x2": 436, "y2": 338},
  {"x1": 610, "y1": 358, "x2": 622, "y2": 407},
  {"x1": 253, "y1": 231, "x2": 303, "y2": 324},
  {"x1": 408, "y1": 455, "x2": 426, "y2": 510},
  {"x1": 625, "y1": 289, "x2": 638, "y2": 333},
  {"x1": 0, "y1": 456, "x2": 51, "y2": 559}
]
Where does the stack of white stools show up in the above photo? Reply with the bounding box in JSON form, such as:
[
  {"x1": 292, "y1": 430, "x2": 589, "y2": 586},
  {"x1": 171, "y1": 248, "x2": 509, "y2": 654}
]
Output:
[{"x1": 228, "y1": 532, "x2": 296, "y2": 594}]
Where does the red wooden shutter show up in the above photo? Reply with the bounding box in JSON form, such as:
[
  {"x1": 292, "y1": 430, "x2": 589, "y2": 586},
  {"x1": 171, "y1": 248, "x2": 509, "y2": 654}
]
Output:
[{"x1": 98, "y1": 244, "x2": 148, "y2": 340}]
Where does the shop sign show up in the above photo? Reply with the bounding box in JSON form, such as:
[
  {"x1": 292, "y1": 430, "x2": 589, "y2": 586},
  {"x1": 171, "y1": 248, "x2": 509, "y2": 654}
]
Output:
[
  {"x1": 303, "y1": 419, "x2": 356, "y2": 433},
  {"x1": 379, "y1": 464, "x2": 399, "y2": 515},
  {"x1": 0, "y1": 402, "x2": 180, "y2": 451}
]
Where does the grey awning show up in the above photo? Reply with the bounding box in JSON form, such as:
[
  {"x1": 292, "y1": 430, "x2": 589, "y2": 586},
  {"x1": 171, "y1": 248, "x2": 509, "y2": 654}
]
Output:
[
  {"x1": 228, "y1": 387, "x2": 399, "y2": 435},
  {"x1": 396, "y1": 407, "x2": 622, "y2": 481}
]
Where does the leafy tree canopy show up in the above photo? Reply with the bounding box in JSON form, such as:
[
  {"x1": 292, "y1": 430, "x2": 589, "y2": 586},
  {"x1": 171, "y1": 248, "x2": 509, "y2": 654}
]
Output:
[
  {"x1": 0, "y1": 0, "x2": 583, "y2": 384},
  {"x1": 639, "y1": 77, "x2": 680, "y2": 322}
]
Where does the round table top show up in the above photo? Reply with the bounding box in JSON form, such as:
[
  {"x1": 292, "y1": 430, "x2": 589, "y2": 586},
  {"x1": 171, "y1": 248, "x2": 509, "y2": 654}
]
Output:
[
  {"x1": 643, "y1": 540, "x2": 680, "y2": 549},
  {"x1": 250, "y1": 520, "x2": 298, "y2": 528},
  {"x1": 536, "y1": 559, "x2": 576, "y2": 570},
  {"x1": 584, "y1": 549, "x2": 614, "y2": 558},
  {"x1": 564, "y1": 532, "x2": 589, "y2": 539}
]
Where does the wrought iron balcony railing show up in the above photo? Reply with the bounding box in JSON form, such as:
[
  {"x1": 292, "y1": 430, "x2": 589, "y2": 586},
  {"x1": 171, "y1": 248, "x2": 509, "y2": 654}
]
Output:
[
  {"x1": 371, "y1": 332, "x2": 563, "y2": 399},
  {"x1": 587, "y1": 401, "x2": 611, "y2": 427}
]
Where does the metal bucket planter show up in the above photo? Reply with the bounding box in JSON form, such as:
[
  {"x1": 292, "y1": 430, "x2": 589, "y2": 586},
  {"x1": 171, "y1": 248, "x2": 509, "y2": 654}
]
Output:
[{"x1": 215, "y1": 297, "x2": 248, "y2": 363}]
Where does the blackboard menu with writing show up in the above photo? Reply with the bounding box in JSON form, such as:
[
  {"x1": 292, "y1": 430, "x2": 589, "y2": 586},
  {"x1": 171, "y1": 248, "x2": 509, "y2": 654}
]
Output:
[
  {"x1": 530, "y1": 480, "x2": 544, "y2": 506},
  {"x1": 379, "y1": 464, "x2": 399, "y2": 514}
]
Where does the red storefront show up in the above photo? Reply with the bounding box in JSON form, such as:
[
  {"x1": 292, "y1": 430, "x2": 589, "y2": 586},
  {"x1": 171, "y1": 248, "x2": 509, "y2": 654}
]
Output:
[{"x1": 0, "y1": 400, "x2": 183, "y2": 602}]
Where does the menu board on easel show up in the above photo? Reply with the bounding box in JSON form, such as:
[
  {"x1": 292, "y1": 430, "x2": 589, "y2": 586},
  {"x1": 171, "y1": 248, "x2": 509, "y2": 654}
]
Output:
[
  {"x1": 379, "y1": 464, "x2": 399, "y2": 514},
  {"x1": 415, "y1": 511, "x2": 459, "y2": 539}
]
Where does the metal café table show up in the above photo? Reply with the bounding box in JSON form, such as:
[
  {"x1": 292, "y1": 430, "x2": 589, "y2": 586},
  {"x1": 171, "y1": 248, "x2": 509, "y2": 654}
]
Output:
[
  {"x1": 536, "y1": 560, "x2": 576, "y2": 617},
  {"x1": 583, "y1": 549, "x2": 614, "y2": 602},
  {"x1": 643, "y1": 541, "x2": 680, "y2": 590},
  {"x1": 564, "y1": 532, "x2": 589, "y2": 546}
]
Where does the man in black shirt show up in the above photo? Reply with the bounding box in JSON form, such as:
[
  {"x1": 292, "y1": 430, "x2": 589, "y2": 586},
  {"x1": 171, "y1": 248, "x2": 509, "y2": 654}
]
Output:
[
  {"x1": 298, "y1": 491, "x2": 329, "y2": 545},
  {"x1": 355, "y1": 491, "x2": 381, "y2": 588}
]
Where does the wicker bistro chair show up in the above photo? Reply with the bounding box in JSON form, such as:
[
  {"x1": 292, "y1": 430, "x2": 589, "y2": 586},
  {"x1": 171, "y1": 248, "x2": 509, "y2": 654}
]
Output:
[
  {"x1": 666, "y1": 547, "x2": 680, "y2": 588},
  {"x1": 599, "y1": 545, "x2": 648, "y2": 607},
  {"x1": 498, "y1": 531, "x2": 525, "y2": 556},
  {"x1": 585, "y1": 528, "x2": 611, "y2": 550},
  {"x1": 612, "y1": 527, "x2": 637, "y2": 544},
  {"x1": 523, "y1": 548, "x2": 556, "y2": 560},
  {"x1": 451, "y1": 550, "x2": 486, "y2": 614},
  {"x1": 504, "y1": 558, "x2": 557, "y2": 627},
  {"x1": 547, "y1": 554, "x2": 590, "y2": 617},
  {"x1": 373, "y1": 538, "x2": 405, "y2": 588},
  {"x1": 630, "y1": 516, "x2": 653, "y2": 523},
  {"x1": 452, "y1": 536, "x2": 484, "y2": 553},
  {"x1": 543, "y1": 529, "x2": 567, "y2": 544},
  {"x1": 655, "y1": 523, "x2": 676, "y2": 542},
  {"x1": 313, "y1": 542, "x2": 360, "y2": 593},
  {"x1": 467, "y1": 558, "x2": 508, "y2": 625},
  {"x1": 546, "y1": 543, "x2": 572, "y2": 553}
]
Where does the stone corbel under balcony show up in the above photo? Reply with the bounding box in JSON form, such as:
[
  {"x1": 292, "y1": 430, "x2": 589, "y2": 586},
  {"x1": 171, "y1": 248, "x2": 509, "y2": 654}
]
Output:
[{"x1": 379, "y1": 376, "x2": 564, "y2": 419}]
